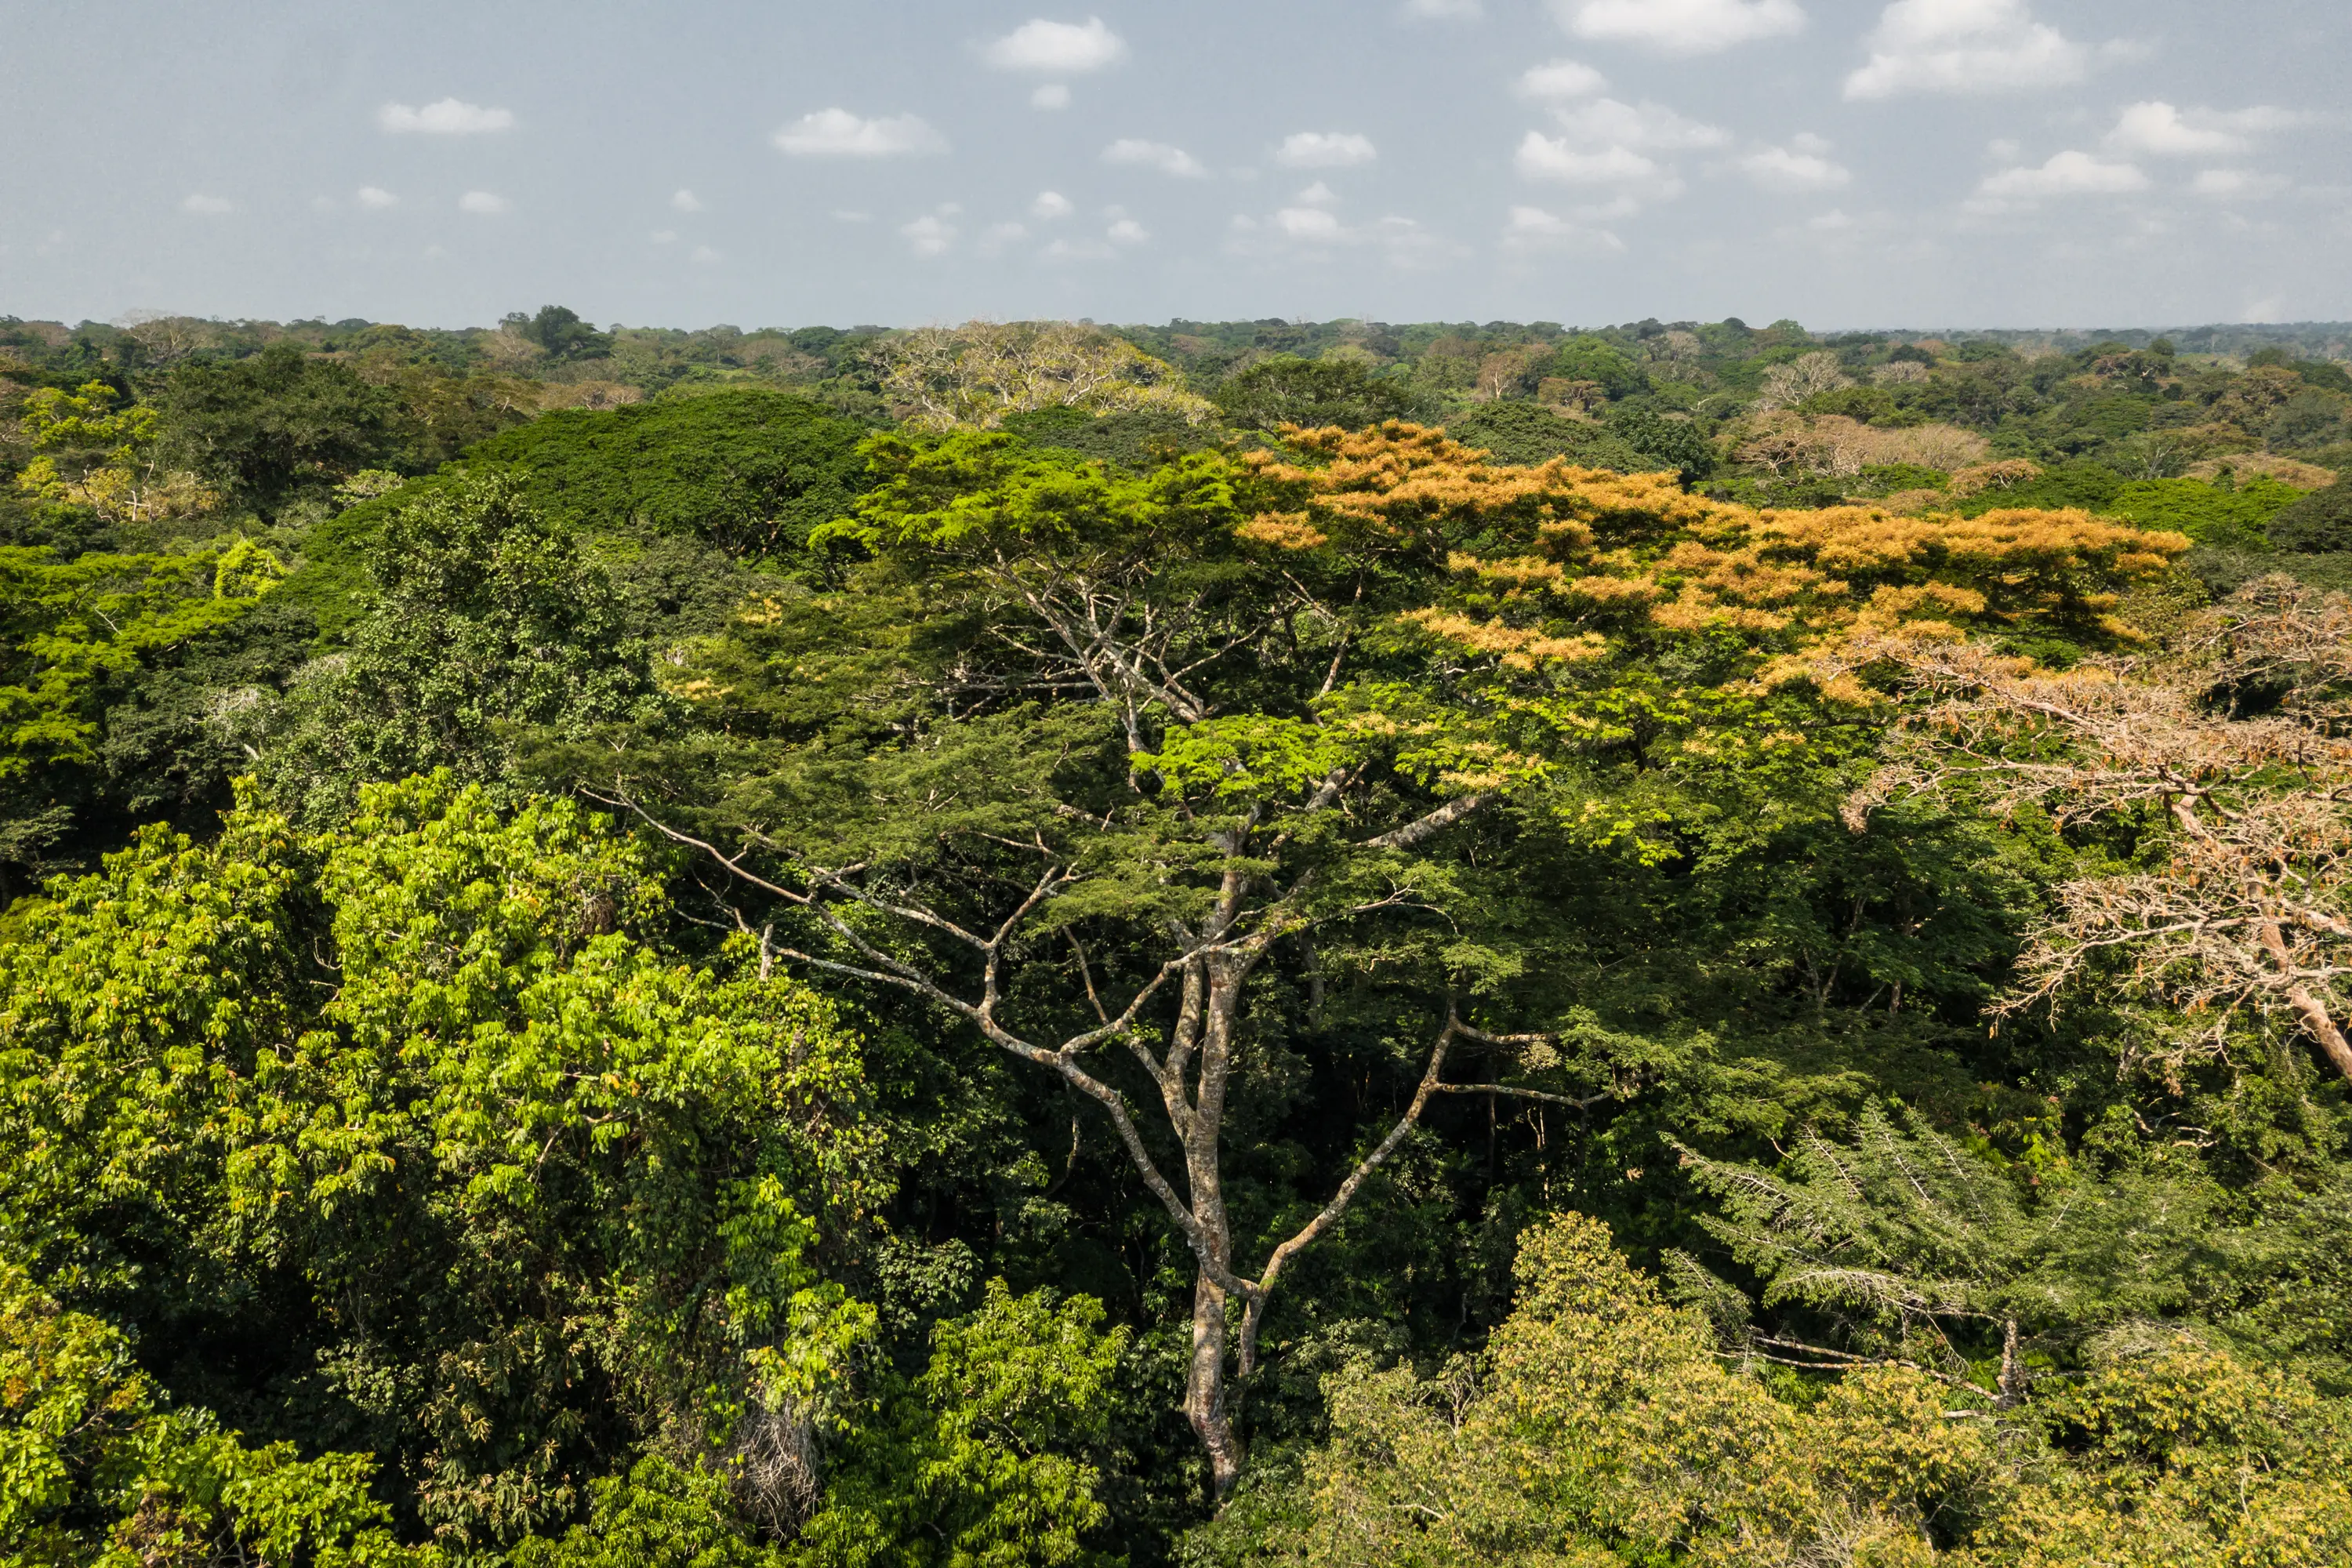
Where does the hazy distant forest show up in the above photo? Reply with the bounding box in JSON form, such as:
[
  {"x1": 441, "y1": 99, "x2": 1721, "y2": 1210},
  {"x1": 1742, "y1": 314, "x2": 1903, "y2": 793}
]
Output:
[{"x1": 9, "y1": 304, "x2": 2352, "y2": 1567}]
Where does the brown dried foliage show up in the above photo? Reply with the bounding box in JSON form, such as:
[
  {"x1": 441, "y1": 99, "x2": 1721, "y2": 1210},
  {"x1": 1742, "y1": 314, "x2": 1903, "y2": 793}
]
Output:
[{"x1": 1837, "y1": 578, "x2": 2352, "y2": 1085}]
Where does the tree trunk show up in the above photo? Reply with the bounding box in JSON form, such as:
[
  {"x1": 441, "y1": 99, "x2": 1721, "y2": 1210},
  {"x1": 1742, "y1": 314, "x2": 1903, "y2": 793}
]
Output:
[{"x1": 1184, "y1": 1274, "x2": 1243, "y2": 1497}]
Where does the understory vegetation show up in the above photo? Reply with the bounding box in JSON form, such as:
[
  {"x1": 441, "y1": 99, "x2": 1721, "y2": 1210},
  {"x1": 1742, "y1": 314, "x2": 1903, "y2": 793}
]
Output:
[{"x1": 5, "y1": 309, "x2": 2352, "y2": 1566}]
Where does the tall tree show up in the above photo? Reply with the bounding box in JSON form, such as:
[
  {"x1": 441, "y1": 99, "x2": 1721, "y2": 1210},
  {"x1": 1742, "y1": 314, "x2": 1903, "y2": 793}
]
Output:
[{"x1": 589, "y1": 426, "x2": 2185, "y2": 1494}]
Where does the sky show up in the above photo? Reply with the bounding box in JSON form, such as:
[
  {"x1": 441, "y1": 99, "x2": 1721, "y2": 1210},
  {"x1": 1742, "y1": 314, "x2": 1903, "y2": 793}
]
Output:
[{"x1": 1, "y1": 0, "x2": 2345, "y2": 332}]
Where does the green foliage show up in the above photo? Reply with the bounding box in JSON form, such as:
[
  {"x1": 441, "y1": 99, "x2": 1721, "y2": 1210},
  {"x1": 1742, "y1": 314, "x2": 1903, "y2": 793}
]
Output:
[
  {"x1": 0, "y1": 537, "x2": 281, "y2": 887},
  {"x1": 1541, "y1": 335, "x2": 1646, "y2": 399},
  {"x1": 0, "y1": 1265, "x2": 431, "y2": 1567},
  {"x1": 999, "y1": 408, "x2": 1229, "y2": 473},
  {"x1": 154, "y1": 345, "x2": 400, "y2": 514},
  {"x1": 793, "y1": 1283, "x2": 1128, "y2": 1568},
  {"x1": 2104, "y1": 474, "x2": 2304, "y2": 550},
  {"x1": 256, "y1": 473, "x2": 673, "y2": 826},
  {"x1": 508, "y1": 305, "x2": 614, "y2": 362},
  {"x1": 1211, "y1": 358, "x2": 1421, "y2": 432},
  {"x1": 1439, "y1": 402, "x2": 1651, "y2": 470},
  {"x1": 463, "y1": 390, "x2": 877, "y2": 561},
  {"x1": 0, "y1": 776, "x2": 877, "y2": 1552},
  {"x1": 2267, "y1": 477, "x2": 2352, "y2": 553},
  {"x1": 1250, "y1": 1214, "x2": 2352, "y2": 1568}
]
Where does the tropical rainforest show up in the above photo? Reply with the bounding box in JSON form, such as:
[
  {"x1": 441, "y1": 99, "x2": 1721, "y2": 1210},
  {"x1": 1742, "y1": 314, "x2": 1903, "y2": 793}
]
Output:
[{"x1": 6, "y1": 305, "x2": 2352, "y2": 1567}]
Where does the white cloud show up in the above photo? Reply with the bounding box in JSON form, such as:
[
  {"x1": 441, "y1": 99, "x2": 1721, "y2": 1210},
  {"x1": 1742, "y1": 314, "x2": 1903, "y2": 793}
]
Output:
[
  {"x1": 1560, "y1": 0, "x2": 1805, "y2": 55},
  {"x1": 983, "y1": 17, "x2": 1126, "y2": 73},
  {"x1": 1031, "y1": 84, "x2": 1072, "y2": 109},
  {"x1": 1553, "y1": 96, "x2": 1726, "y2": 149},
  {"x1": 1295, "y1": 181, "x2": 1340, "y2": 206},
  {"x1": 1846, "y1": 0, "x2": 2086, "y2": 100},
  {"x1": 1515, "y1": 132, "x2": 1658, "y2": 183},
  {"x1": 1275, "y1": 206, "x2": 1347, "y2": 241},
  {"x1": 1107, "y1": 217, "x2": 1149, "y2": 245},
  {"x1": 377, "y1": 97, "x2": 514, "y2": 134},
  {"x1": 2192, "y1": 168, "x2": 2290, "y2": 200},
  {"x1": 901, "y1": 213, "x2": 956, "y2": 256},
  {"x1": 1502, "y1": 203, "x2": 1626, "y2": 254},
  {"x1": 457, "y1": 190, "x2": 510, "y2": 215},
  {"x1": 1031, "y1": 190, "x2": 1075, "y2": 219},
  {"x1": 691, "y1": 245, "x2": 720, "y2": 263},
  {"x1": 1739, "y1": 141, "x2": 1852, "y2": 191},
  {"x1": 1232, "y1": 194, "x2": 1463, "y2": 269},
  {"x1": 355, "y1": 186, "x2": 399, "y2": 209},
  {"x1": 2105, "y1": 101, "x2": 2303, "y2": 158},
  {"x1": 1517, "y1": 59, "x2": 1607, "y2": 99},
  {"x1": 672, "y1": 188, "x2": 704, "y2": 212},
  {"x1": 1275, "y1": 131, "x2": 1377, "y2": 169},
  {"x1": 180, "y1": 193, "x2": 234, "y2": 215},
  {"x1": 1102, "y1": 139, "x2": 1207, "y2": 177},
  {"x1": 1976, "y1": 150, "x2": 2147, "y2": 199},
  {"x1": 1404, "y1": 0, "x2": 1482, "y2": 15},
  {"x1": 773, "y1": 109, "x2": 946, "y2": 157}
]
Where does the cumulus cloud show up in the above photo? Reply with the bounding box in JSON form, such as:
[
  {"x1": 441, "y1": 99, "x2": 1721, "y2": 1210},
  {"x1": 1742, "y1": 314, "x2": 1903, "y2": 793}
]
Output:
[
  {"x1": 1514, "y1": 133, "x2": 1658, "y2": 183},
  {"x1": 902, "y1": 213, "x2": 956, "y2": 257},
  {"x1": 1976, "y1": 150, "x2": 2147, "y2": 199},
  {"x1": 2105, "y1": 101, "x2": 2301, "y2": 158},
  {"x1": 1231, "y1": 193, "x2": 1461, "y2": 269},
  {"x1": 1517, "y1": 59, "x2": 1607, "y2": 99},
  {"x1": 377, "y1": 97, "x2": 514, "y2": 134},
  {"x1": 672, "y1": 189, "x2": 704, "y2": 212},
  {"x1": 1846, "y1": 0, "x2": 2085, "y2": 100},
  {"x1": 457, "y1": 190, "x2": 510, "y2": 214},
  {"x1": 773, "y1": 109, "x2": 946, "y2": 157},
  {"x1": 1031, "y1": 84, "x2": 1072, "y2": 109},
  {"x1": 1275, "y1": 131, "x2": 1377, "y2": 169},
  {"x1": 1553, "y1": 97, "x2": 1727, "y2": 149},
  {"x1": 355, "y1": 187, "x2": 398, "y2": 209},
  {"x1": 1512, "y1": 93, "x2": 1721, "y2": 196},
  {"x1": 1031, "y1": 190, "x2": 1075, "y2": 219},
  {"x1": 1738, "y1": 136, "x2": 1851, "y2": 191},
  {"x1": 1102, "y1": 139, "x2": 1208, "y2": 177},
  {"x1": 1107, "y1": 216, "x2": 1149, "y2": 245},
  {"x1": 1502, "y1": 203, "x2": 1627, "y2": 255},
  {"x1": 983, "y1": 16, "x2": 1126, "y2": 72},
  {"x1": 180, "y1": 193, "x2": 234, "y2": 215},
  {"x1": 1559, "y1": 0, "x2": 1805, "y2": 55},
  {"x1": 1295, "y1": 181, "x2": 1340, "y2": 206}
]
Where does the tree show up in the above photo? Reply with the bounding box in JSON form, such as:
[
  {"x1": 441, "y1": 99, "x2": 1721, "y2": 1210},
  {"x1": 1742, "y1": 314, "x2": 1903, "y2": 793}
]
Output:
[
  {"x1": 506, "y1": 305, "x2": 614, "y2": 362},
  {"x1": 1231, "y1": 1211, "x2": 2352, "y2": 1568},
  {"x1": 2267, "y1": 477, "x2": 2352, "y2": 554},
  {"x1": 256, "y1": 474, "x2": 674, "y2": 826},
  {"x1": 1210, "y1": 356, "x2": 1420, "y2": 433},
  {"x1": 0, "y1": 536, "x2": 281, "y2": 890},
  {"x1": 872, "y1": 323, "x2": 1214, "y2": 433},
  {"x1": 587, "y1": 425, "x2": 2185, "y2": 1496},
  {"x1": 0, "y1": 776, "x2": 876, "y2": 1552},
  {"x1": 1671, "y1": 1103, "x2": 2230, "y2": 1407},
  {"x1": 155, "y1": 345, "x2": 398, "y2": 514},
  {"x1": 0, "y1": 1267, "x2": 432, "y2": 1567},
  {"x1": 1834, "y1": 577, "x2": 2352, "y2": 1085},
  {"x1": 1440, "y1": 401, "x2": 1650, "y2": 471},
  {"x1": 13, "y1": 380, "x2": 215, "y2": 524}
]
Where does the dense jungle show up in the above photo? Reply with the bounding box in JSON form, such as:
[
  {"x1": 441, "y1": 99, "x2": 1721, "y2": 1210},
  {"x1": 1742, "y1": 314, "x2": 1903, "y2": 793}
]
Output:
[{"x1": 7, "y1": 307, "x2": 2352, "y2": 1566}]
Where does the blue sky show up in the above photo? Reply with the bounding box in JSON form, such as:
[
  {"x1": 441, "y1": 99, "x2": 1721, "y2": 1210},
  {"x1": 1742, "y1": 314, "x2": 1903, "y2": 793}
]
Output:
[{"x1": 2, "y1": 0, "x2": 2344, "y2": 330}]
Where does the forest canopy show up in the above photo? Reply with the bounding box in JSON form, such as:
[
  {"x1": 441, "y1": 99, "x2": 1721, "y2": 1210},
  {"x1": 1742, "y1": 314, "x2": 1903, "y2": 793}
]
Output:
[{"x1": 5, "y1": 308, "x2": 2352, "y2": 1566}]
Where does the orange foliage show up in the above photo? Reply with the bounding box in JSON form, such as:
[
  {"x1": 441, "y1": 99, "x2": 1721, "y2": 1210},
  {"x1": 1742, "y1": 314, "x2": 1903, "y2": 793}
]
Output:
[{"x1": 1235, "y1": 423, "x2": 2189, "y2": 677}]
